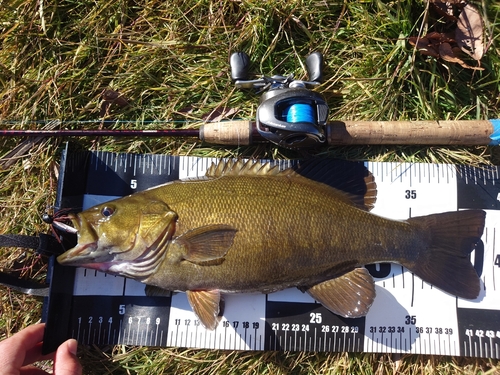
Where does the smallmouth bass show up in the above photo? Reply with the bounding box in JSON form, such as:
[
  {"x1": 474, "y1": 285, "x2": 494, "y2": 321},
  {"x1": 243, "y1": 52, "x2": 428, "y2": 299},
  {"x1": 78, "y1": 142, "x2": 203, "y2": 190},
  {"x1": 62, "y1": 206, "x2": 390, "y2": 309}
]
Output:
[{"x1": 57, "y1": 160, "x2": 485, "y2": 330}]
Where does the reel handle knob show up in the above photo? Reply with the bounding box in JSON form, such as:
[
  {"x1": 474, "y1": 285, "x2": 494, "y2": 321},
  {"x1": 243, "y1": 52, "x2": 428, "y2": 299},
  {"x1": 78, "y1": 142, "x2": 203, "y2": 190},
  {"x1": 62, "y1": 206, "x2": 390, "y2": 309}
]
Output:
[
  {"x1": 230, "y1": 52, "x2": 251, "y2": 81},
  {"x1": 306, "y1": 52, "x2": 324, "y2": 83}
]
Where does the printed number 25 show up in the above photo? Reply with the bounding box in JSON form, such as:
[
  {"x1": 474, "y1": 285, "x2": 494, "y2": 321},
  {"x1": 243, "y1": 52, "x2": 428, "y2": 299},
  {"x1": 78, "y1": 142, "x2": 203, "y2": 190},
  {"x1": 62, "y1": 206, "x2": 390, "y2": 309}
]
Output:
[{"x1": 405, "y1": 190, "x2": 416, "y2": 199}]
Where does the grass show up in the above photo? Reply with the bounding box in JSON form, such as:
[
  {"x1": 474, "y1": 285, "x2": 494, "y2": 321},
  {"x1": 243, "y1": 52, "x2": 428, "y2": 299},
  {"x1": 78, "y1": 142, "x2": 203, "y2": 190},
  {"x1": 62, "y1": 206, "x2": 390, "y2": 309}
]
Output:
[{"x1": 1, "y1": 0, "x2": 500, "y2": 373}]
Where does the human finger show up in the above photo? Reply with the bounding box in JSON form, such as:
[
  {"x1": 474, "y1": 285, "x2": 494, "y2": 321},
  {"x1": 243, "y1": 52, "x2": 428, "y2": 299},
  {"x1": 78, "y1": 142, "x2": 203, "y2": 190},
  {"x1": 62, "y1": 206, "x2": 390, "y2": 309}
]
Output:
[
  {"x1": 53, "y1": 339, "x2": 82, "y2": 375},
  {"x1": 0, "y1": 324, "x2": 47, "y2": 372}
]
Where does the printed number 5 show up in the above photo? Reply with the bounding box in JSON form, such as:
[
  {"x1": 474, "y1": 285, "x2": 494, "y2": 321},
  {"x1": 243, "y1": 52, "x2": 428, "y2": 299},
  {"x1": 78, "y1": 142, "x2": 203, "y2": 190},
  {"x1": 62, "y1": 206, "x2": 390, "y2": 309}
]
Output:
[{"x1": 130, "y1": 179, "x2": 137, "y2": 189}]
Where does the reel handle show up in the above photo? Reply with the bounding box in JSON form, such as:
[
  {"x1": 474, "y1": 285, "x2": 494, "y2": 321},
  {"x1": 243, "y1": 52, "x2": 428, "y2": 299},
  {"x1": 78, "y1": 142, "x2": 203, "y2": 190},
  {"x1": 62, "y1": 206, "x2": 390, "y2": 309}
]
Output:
[
  {"x1": 230, "y1": 52, "x2": 251, "y2": 81},
  {"x1": 305, "y1": 52, "x2": 324, "y2": 83}
]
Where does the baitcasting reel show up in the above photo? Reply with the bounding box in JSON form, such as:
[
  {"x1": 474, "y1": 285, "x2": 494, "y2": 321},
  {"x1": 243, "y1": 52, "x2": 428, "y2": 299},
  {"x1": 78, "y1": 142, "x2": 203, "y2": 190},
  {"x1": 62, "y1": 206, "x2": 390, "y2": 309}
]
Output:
[{"x1": 230, "y1": 51, "x2": 329, "y2": 149}]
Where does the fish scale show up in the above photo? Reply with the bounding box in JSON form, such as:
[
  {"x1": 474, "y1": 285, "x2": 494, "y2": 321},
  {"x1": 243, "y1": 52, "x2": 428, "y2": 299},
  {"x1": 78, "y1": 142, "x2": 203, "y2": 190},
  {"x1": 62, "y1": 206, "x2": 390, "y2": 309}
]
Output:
[{"x1": 41, "y1": 151, "x2": 500, "y2": 358}]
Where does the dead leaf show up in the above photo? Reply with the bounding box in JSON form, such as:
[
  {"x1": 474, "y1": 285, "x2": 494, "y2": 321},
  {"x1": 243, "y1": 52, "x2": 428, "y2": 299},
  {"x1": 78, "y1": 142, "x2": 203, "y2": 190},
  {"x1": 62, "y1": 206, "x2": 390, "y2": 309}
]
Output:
[
  {"x1": 101, "y1": 89, "x2": 130, "y2": 107},
  {"x1": 409, "y1": 1, "x2": 485, "y2": 70},
  {"x1": 439, "y1": 41, "x2": 484, "y2": 70},
  {"x1": 439, "y1": 42, "x2": 461, "y2": 63},
  {"x1": 456, "y1": 3, "x2": 484, "y2": 60},
  {"x1": 409, "y1": 36, "x2": 439, "y2": 58},
  {"x1": 100, "y1": 89, "x2": 130, "y2": 117}
]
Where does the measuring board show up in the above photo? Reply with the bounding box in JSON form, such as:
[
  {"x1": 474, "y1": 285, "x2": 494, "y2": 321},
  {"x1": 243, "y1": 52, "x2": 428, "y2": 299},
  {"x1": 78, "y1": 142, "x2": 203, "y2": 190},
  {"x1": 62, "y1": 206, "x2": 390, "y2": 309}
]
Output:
[{"x1": 42, "y1": 148, "x2": 500, "y2": 358}]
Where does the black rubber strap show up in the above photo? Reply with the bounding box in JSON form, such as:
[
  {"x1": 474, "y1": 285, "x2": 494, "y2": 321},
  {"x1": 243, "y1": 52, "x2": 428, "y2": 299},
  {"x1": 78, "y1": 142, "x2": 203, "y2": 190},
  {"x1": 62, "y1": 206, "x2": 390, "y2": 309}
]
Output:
[
  {"x1": 0, "y1": 272, "x2": 49, "y2": 296},
  {"x1": 0, "y1": 233, "x2": 62, "y2": 296},
  {"x1": 0, "y1": 233, "x2": 62, "y2": 256}
]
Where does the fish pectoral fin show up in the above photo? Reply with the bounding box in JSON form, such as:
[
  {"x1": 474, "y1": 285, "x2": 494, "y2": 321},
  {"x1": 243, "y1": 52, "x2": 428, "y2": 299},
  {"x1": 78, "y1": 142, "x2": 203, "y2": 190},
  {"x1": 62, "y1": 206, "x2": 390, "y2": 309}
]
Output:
[
  {"x1": 186, "y1": 290, "x2": 223, "y2": 330},
  {"x1": 144, "y1": 285, "x2": 172, "y2": 297},
  {"x1": 175, "y1": 224, "x2": 237, "y2": 264},
  {"x1": 305, "y1": 268, "x2": 375, "y2": 318}
]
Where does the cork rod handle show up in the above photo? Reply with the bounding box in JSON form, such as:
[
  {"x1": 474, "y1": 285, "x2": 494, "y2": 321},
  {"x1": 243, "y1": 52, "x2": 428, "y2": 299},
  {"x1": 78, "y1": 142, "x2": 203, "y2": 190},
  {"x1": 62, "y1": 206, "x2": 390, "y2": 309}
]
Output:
[{"x1": 201, "y1": 120, "x2": 499, "y2": 146}]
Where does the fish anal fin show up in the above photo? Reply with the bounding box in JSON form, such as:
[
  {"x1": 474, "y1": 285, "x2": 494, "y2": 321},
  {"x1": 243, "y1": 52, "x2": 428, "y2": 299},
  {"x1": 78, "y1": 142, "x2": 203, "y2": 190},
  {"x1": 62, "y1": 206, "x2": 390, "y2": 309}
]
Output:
[
  {"x1": 306, "y1": 268, "x2": 375, "y2": 318},
  {"x1": 406, "y1": 210, "x2": 485, "y2": 299},
  {"x1": 186, "y1": 290, "x2": 223, "y2": 330},
  {"x1": 174, "y1": 224, "x2": 237, "y2": 264}
]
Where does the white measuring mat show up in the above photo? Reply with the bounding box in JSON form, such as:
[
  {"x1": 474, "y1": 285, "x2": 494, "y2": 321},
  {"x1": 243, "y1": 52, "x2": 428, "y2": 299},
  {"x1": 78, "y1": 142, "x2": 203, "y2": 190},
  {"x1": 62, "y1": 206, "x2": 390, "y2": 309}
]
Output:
[{"x1": 45, "y1": 153, "x2": 500, "y2": 358}]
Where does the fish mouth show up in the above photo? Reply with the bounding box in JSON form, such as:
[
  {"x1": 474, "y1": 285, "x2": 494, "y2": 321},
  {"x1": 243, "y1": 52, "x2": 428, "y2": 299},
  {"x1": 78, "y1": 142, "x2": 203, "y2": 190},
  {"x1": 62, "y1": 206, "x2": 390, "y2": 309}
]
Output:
[{"x1": 56, "y1": 213, "x2": 114, "y2": 268}]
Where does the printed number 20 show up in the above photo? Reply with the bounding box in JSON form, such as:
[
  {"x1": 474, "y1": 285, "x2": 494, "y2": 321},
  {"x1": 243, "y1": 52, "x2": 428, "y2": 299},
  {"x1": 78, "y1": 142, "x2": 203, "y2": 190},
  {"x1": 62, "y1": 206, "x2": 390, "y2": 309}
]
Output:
[{"x1": 405, "y1": 190, "x2": 417, "y2": 199}]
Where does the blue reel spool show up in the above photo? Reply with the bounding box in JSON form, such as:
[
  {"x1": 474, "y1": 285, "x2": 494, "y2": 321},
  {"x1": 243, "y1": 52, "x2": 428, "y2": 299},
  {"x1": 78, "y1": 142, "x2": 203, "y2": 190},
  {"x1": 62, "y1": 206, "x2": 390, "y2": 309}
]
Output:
[{"x1": 284, "y1": 103, "x2": 315, "y2": 124}]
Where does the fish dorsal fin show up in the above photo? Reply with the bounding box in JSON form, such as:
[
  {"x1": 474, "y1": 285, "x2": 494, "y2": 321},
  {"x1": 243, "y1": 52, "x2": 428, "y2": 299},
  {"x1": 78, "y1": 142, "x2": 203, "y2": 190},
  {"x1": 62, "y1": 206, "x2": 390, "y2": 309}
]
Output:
[
  {"x1": 293, "y1": 159, "x2": 377, "y2": 211},
  {"x1": 305, "y1": 268, "x2": 375, "y2": 318},
  {"x1": 206, "y1": 159, "x2": 294, "y2": 178},
  {"x1": 206, "y1": 159, "x2": 377, "y2": 211},
  {"x1": 359, "y1": 171, "x2": 377, "y2": 211},
  {"x1": 186, "y1": 289, "x2": 223, "y2": 330}
]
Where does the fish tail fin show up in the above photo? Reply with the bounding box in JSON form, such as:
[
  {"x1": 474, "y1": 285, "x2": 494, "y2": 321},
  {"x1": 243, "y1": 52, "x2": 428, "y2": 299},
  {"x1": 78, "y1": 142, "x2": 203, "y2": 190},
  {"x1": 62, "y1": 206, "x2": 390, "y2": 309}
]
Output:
[{"x1": 406, "y1": 210, "x2": 485, "y2": 299}]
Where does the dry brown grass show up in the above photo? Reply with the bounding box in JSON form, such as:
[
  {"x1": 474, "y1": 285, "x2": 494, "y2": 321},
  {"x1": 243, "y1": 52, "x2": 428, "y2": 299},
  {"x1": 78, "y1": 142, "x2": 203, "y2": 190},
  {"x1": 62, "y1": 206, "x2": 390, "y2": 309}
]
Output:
[{"x1": 1, "y1": 0, "x2": 499, "y2": 373}]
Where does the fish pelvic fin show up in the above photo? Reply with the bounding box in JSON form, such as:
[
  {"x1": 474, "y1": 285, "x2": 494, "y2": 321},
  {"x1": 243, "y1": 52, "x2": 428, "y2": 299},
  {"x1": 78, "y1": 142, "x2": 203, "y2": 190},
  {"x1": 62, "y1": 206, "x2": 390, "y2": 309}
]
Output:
[
  {"x1": 305, "y1": 268, "x2": 375, "y2": 318},
  {"x1": 186, "y1": 290, "x2": 223, "y2": 330},
  {"x1": 406, "y1": 209, "x2": 485, "y2": 299},
  {"x1": 173, "y1": 224, "x2": 237, "y2": 264}
]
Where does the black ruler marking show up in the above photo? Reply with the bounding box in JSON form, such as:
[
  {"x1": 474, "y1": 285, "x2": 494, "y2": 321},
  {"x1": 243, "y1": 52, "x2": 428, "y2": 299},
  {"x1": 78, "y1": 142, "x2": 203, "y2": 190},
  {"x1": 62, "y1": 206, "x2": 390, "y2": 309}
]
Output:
[
  {"x1": 457, "y1": 165, "x2": 500, "y2": 210},
  {"x1": 264, "y1": 301, "x2": 365, "y2": 352},
  {"x1": 457, "y1": 308, "x2": 500, "y2": 358},
  {"x1": 43, "y1": 150, "x2": 500, "y2": 357},
  {"x1": 70, "y1": 296, "x2": 171, "y2": 346}
]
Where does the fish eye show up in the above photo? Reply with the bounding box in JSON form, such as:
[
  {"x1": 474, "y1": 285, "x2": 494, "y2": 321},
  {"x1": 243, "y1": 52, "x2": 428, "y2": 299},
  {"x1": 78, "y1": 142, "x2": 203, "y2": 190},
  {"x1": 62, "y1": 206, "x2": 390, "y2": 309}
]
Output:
[{"x1": 101, "y1": 206, "x2": 115, "y2": 217}]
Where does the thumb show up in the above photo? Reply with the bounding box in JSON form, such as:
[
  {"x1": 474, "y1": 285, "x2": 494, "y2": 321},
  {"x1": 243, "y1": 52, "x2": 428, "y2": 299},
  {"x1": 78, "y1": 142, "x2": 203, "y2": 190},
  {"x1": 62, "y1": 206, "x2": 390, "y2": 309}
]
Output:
[{"x1": 53, "y1": 339, "x2": 82, "y2": 375}]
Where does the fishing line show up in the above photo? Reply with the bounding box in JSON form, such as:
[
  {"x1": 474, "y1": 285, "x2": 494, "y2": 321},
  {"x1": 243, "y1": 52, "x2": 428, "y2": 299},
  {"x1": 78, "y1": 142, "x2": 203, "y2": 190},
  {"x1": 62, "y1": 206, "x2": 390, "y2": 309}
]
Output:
[{"x1": 284, "y1": 103, "x2": 315, "y2": 124}]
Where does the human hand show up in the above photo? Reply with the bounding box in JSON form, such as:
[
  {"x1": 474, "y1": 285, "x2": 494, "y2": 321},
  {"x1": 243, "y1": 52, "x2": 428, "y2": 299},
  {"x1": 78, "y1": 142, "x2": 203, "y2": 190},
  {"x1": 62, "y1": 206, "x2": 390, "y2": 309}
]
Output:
[{"x1": 0, "y1": 323, "x2": 82, "y2": 375}]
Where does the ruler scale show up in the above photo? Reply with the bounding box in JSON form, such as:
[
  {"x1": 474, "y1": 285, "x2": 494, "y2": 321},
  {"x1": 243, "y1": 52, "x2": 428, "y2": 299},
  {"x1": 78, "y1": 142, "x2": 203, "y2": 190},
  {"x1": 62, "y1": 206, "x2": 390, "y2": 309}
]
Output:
[{"x1": 42, "y1": 149, "x2": 500, "y2": 357}]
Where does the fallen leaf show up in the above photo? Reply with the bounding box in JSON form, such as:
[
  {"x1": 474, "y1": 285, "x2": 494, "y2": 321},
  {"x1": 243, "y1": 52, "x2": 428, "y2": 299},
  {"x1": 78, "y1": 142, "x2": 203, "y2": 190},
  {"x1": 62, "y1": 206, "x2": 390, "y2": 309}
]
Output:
[
  {"x1": 456, "y1": 3, "x2": 484, "y2": 60},
  {"x1": 439, "y1": 42, "x2": 461, "y2": 63},
  {"x1": 409, "y1": 36, "x2": 439, "y2": 58},
  {"x1": 439, "y1": 41, "x2": 484, "y2": 70},
  {"x1": 100, "y1": 89, "x2": 130, "y2": 117},
  {"x1": 101, "y1": 89, "x2": 130, "y2": 107}
]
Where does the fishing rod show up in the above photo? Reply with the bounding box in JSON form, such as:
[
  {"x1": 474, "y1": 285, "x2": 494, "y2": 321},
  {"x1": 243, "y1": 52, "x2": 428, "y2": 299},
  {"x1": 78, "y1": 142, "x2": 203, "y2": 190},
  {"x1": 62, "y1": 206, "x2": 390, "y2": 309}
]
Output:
[
  {"x1": 3, "y1": 119, "x2": 500, "y2": 146},
  {"x1": 2, "y1": 52, "x2": 499, "y2": 148}
]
